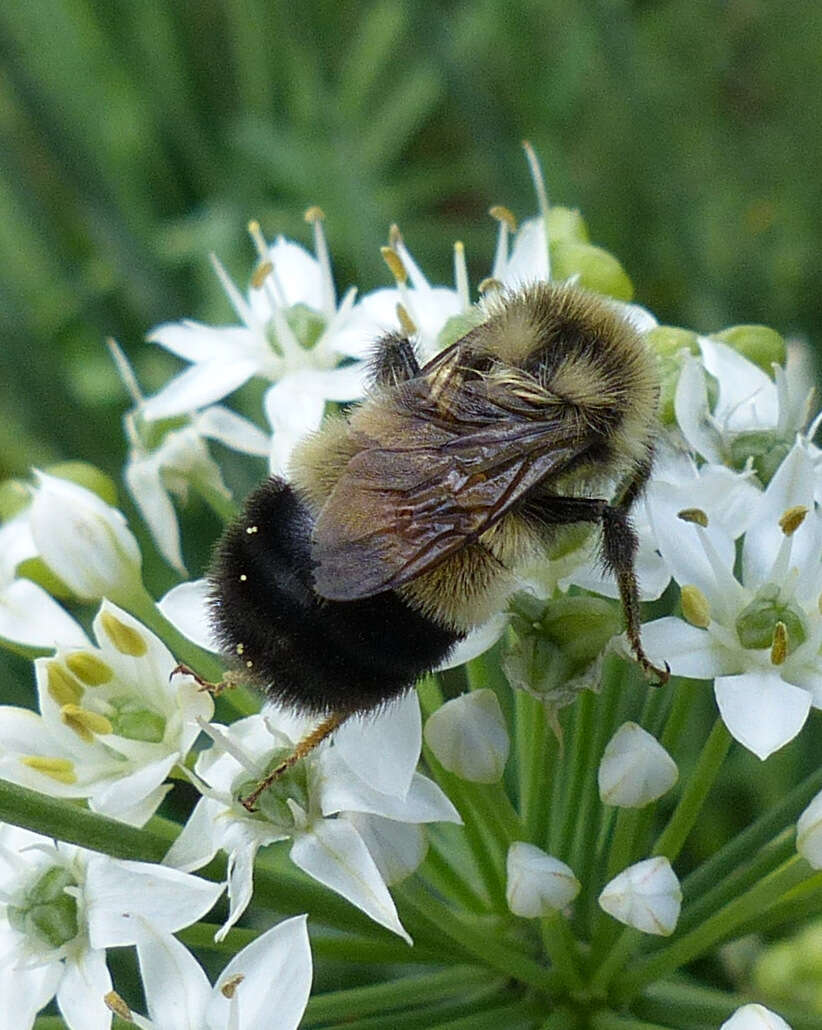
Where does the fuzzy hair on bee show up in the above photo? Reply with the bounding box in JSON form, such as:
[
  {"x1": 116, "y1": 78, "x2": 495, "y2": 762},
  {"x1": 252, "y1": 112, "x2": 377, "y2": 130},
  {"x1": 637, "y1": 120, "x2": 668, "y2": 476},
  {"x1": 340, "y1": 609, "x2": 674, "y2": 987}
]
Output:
[{"x1": 209, "y1": 281, "x2": 667, "y2": 764}]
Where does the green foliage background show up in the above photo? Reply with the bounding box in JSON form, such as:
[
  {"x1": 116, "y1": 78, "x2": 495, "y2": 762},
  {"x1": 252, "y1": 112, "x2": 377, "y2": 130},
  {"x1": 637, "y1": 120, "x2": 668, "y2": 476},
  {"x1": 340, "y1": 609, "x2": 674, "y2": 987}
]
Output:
[
  {"x1": 2, "y1": 0, "x2": 820, "y2": 480},
  {"x1": 1, "y1": 1, "x2": 822, "y2": 1017}
]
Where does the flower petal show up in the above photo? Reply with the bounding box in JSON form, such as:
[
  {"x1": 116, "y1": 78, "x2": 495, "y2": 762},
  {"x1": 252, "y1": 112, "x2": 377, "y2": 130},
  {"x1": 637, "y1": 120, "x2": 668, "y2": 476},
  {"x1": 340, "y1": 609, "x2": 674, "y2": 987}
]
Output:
[
  {"x1": 57, "y1": 948, "x2": 113, "y2": 1030},
  {"x1": 598, "y1": 722, "x2": 678, "y2": 808},
  {"x1": 125, "y1": 456, "x2": 185, "y2": 574},
  {"x1": 437, "y1": 613, "x2": 509, "y2": 670},
  {"x1": 333, "y1": 692, "x2": 421, "y2": 799},
  {"x1": 638, "y1": 618, "x2": 741, "y2": 679},
  {"x1": 506, "y1": 842, "x2": 580, "y2": 917},
  {"x1": 0, "y1": 579, "x2": 88, "y2": 650},
  {"x1": 599, "y1": 857, "x2": 682, "y2": 936},
  {"x1": 205, "y1": 915, "x2": 312, "y2": 1030},
  {"x1": 142, "y1": 359, "x2": 259, "y2": 420},
  {"x1": 344, "y1": 813, "x2": 427, "y2": 885},
  {"x1": 290, "y1": 819, "x2": 411, "y2": 943},
  {"x1": 720, "y1": 1004, "x2": 792, "y2": 1030},
  {"x1": 136, "y1": 923, "x2": 211, "y2": 1030},
  {"x1": 158, "y1": 579, "x2": 218, "y2": 652},
  {"x1": 193, "y1": 405, "x2": 271, "y2": 456},
  {"x1": 714, "y1": 671, "x2": 811, "y2": 760},
  {"x1": 424, "y1": 690, "x2": 510, "y2": 783}
]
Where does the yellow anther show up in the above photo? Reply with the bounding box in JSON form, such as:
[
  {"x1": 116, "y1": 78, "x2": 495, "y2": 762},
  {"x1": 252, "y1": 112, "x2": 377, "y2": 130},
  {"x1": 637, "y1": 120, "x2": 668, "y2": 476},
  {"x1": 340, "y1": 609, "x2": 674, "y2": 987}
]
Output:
[
  {"x1": 251, "y1": 260, "x2": 273, "y2": 289},
  {"x1": 770, "y1": 621, "x2": 788, "y2": 665},
  {"x1": 678, "y1": 508, "x2": 709, "y2": 527},
  {"x1": 104, "y1": 991, "x2": 133, "y2": 1020},
  {"x1": 46, "y1": 662, "x2": 82, "y2": 706},
  {"x1": 21, "y1": 755, "x2": 77, "y2": 785},
  {"x1": 681, "y1": 585, "x2": 711, "y2": 628},
  {"x1": 61, "y1": 704, "x2": 114, "y2": 740},
  {"x1": 381, "y1": 246, "x2": 407, "y2": 285},
  {"x1": 489, "y1": 205, "x2": 518, "y2": 232},
  {"x1": 100, "y1": 612, "x2": 148, "y2": 657},
  {"x1": 779, "y1": 505, "x2": 808, "y2": 536},
  {"x1": 396, "y1": 303, "x2": 417, "y2": 337},
  {"x1": 220, "y1": 974, "x2": 244, "y2": 999},
  {"x1": 247, "y1": 220, "x2": 269, "y2": 259},
  {"x1": 65, "y1": 652, "x2": 112, "y2": 686},
  {"x1": 303, "y1": 205, "x2": 325, "y2": 223}
]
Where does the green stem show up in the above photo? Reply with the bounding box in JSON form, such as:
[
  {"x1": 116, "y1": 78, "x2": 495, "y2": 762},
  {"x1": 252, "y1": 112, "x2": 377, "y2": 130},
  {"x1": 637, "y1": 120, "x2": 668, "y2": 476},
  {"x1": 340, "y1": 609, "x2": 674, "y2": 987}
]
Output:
[
  {"x1": 421, "y1": 836, "x2": 491, "y2": 912},
  {"x1": 515, "y1": 689, "x2": 551, "y2": 842},
  {"x1": 679, "y1": 827, "x2": 795, "y2": 933},
  {"x1": 398, "y1": 879, "x2": 561, "y2": 995},
  {"x1": 681, "y1": 762, "x2": 822, "y2": 902},
  {"x1": 635, "y1": 980, "x2": 822, "y2": 1030},
  {"x1": 657, "y1": 678, "x2": 694, "y2": 754},
  {"x1": 588, "y1": 926, "x2": 642, "y2": 997},
  {"x1": 652, "y1": 717, "x2": 732, "y2": 862},
  {"x1": 194, "y1": 478, "x2": 239, "y2": 522},
  {"x1": 554, "y1": 689, "x2": 595, "y2": 863},
  {"x1": 611, "y1": 857, "x2": 817, "y2": 1003},
  {"x1": 540, "y1": 913, "x2": 584, "y2": 993},
  {"x1": 589, "y1": 1013, "x2": 670, "y2": 1030},
  {"x1": 303, "y1": 965, "x2": 497, "y2": 1023}
]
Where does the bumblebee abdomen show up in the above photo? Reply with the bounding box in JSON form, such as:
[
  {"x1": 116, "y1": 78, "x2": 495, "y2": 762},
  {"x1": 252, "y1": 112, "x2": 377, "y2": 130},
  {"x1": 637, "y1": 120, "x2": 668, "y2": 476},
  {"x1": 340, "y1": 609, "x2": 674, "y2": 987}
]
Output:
[{"x1": 208, "y1": 478, "x2": 460, "y2": 716}]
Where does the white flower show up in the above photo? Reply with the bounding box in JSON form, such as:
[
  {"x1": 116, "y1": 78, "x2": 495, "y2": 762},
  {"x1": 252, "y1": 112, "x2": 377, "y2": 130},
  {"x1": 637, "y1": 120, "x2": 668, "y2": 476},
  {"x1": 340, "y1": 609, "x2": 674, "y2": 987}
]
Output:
[
  {"x1": 0, "y1": 600, "x2": 213, "y2": 826},
  {"x1": 641, "y1": 440, "x2": 822, "y2": 759},
  {"x1": 506, "y1": 843, "x2": 580, "y2": 917},
  {"x1": 424, "y1": 690, "x2": 510, "y2": 782},
  {"x1": 113, "y1": 915, "x2": 311, "y2": 1030},
  {"x1": 142, "y1": 221, "x2": 375, "y2": 429},
  {"x1": 675, "y1": 338, "x2": 813, "y2": 468},
  {"x1": 598, "y1": 723, "x2": 678, "y2": 808},
  {"x1": 0, "y1": 513, "x2": 88, "y2": 651},
  {"x1": 720, "y1": 1004, "x2": 792, "y2": 1030},
  {"x1": 796, "y1": 788, "x2": 822, "y2": 869},
  {"x1": 598, "y1": 857, "x2": 682, "y2": 936},
  {"x1": 164, "y1": 694, "x2": 458, "y2": 942},
  {"x1": 28, "y1": 473, "x2": 142, "y2": 603},
  {"x1": 0, "y1": 823, "x2": 222, "y2": 1030}
]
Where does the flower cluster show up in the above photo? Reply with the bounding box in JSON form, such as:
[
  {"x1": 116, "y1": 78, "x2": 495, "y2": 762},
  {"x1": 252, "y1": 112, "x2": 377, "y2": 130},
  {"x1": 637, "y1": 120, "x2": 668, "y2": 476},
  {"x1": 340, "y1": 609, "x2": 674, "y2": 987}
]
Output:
[{"x1": 1, "y1": 153, "x2": 818, "y2": 1028}]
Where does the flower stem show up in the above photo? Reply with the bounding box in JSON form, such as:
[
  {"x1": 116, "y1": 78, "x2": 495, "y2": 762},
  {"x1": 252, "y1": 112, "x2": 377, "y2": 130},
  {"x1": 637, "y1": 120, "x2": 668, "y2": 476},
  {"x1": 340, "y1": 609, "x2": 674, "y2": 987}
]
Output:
[
  {"x1": 652, "y1": 717, "x2": 732, "y2": 862},
  {"x1": 303, "y1": 965, "x2": 500, "y2": 1024},
  {"x1": 634, "y1": 979, "x2": 822, "y2": 1030},
  {"x1": 553, "y1": 689, "x2": 595, "y2": 861},
  {"x1": 588, "y1": 1013, "x2": 670, "y2": 1030},
  {"x1": 611, "y1": 856, "x2": 817, "y2": 1003},
  {"x1": 515, "y1": 689, "x2": 551, "y2": 842},
  {"x1": 540, "y1": 913, "x2": 584, "y2": 993},
  {"x1": 397, "y1": 879, "x2": 561, "y2": 995}
]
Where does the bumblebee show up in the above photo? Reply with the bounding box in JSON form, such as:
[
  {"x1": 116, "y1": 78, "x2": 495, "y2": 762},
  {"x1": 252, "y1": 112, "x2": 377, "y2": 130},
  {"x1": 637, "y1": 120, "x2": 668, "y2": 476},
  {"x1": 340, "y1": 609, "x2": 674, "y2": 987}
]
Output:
[{"x1": 209, "y1": 282, "x2": 667, "y2": 801}]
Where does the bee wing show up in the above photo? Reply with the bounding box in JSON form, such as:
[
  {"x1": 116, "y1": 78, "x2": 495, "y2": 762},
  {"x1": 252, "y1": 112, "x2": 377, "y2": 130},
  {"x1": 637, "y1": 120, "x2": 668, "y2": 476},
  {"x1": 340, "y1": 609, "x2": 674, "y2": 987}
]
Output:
[{"x1": 311, "y1": 415, "x2": 589, "y2": 600}]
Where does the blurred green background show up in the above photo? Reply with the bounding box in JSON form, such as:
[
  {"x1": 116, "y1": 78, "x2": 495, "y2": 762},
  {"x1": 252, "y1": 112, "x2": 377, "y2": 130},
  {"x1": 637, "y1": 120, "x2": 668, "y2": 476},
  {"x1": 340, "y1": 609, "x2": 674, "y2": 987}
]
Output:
[
  {"x1": 2, "y1": 1, "x2": 822, "y2": 1013},
  {"x1": 2, "y1": 0, "x2": 820, "y2": 481}
]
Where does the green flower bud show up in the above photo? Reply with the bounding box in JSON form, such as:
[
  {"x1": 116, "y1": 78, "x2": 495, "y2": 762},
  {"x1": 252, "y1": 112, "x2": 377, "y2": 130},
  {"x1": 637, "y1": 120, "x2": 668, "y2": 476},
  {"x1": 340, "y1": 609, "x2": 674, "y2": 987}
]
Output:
[
  {"x1": 109, "y1": 700, "x2": 166, "y2": 743},
  {"x1": 729, "y1": 432, "x2": 791, "y2": 485},
  {"x1": 7, "y1": 866, "x2": 80, "y2": 949},
  {"x1": 550, "y1": 241, "x2": 633, "y2": 301},
  {"x1": 44, "y1": 461, "x2": 119, "y2": 508},
  {"x1": 546, "y1": 206, "x2": 589, "y2": 244},
  {"x1": 735, "y1": 595, "x2": 806, "y2": 653},
  {"x1": 0, "y1": 478, "x2": 31, "y2": 521},
  {"x1": 712, "y1": 324, "x2": 786, "y2": 377},
  {"x1": 286, "y1": 303, "x2": 326, "y2": 350}
]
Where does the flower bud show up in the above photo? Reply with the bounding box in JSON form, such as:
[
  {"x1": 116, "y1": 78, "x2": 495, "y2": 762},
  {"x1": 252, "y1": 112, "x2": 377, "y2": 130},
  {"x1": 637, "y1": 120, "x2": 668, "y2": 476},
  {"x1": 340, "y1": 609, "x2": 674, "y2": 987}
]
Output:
[
  {"x1": 712, "y1": 325, "x2": 786, "y2": 377},
  {"x1": 549, "y1": 241, "x2": 633, "y2": 301},
  {"x1": 44, "y1": 461, "x2": 120, "y2": 506},
  {"x1": 506, "y1": 842, "x2": 580, "y2": 917},
  {"x1": 546, "y1": 206, "x2": 589, "y2": 244},
  {"x1": 796, "y1": 789, "x2": 822, "y2": 869},
  {"x1": 598, "y1": 857, "x2": 682, "y2": 936},
  {"x1": 423, "y1": 690, "x2": 509, "y2": 782},
  {"x1": 720, "y1": 1004, "x2": 792, "y2": 1030},
  {"x1": 598, "y1": 722, "x2": 678, "y2": 808},
  {"x1": 29, "y1": 472, "x2": 141, "y2": 602}
]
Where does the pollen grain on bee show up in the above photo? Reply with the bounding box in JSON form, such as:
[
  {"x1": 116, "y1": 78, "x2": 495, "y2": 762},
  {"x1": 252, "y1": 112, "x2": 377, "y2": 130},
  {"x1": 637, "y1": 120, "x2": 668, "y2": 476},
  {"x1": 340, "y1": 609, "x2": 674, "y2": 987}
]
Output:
[{"x1": 245, "y1": 525, "x2": 259, "y2": 534}]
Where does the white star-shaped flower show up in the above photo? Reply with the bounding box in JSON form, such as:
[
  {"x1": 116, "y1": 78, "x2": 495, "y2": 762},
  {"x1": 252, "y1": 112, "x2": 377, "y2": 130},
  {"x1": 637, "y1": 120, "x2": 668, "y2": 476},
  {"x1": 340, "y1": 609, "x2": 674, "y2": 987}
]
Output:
[
  {"x1": 164, "y1": 694, "x2": 458, "y2": 942},
  {"x1": 0, "y1": 823, "x2": 222, "y2": 1030},
  {"x1": 641, "y1": 440, "x2": 822, "y2": 759},
  {"x1": 0, "y1": 600, "x2": 213, "y2": 826}
]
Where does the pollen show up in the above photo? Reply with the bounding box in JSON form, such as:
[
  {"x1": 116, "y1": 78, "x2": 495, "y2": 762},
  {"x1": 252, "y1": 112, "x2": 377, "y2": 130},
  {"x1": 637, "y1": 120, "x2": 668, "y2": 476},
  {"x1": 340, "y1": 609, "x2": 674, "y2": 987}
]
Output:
[
  {"x1": 245, "y1": 659, "x2": 253, "y2": 668},
  {"x1": 220, "y1": 973, "x2": 244, "y2": 999},
  {"x1": 21, "y1": 755, "x2": 77, "y2": 785},
  {"x1": 779, "y1": 505, "x2": 808, "y2": 536},
  {"x1": 245, "y1": 525, "x2": 259, "y2": 534},
  {"x1": 251, "y1": 259, "x2": 273, "y2": 289},
  {"x1": 304, "y1": 205, "x2": 325, "y2": 224},
  {"x1": 489, "y1": 205, "x2": 518, "y2": 232},
  {"x1": 681, "y1": 585, "x2": 711, "y2": 628},
  {"x1": 60, "y1": 704, "x2": 114, "y2": 740},
  {"x1": 381, "y1": 246, "x2": 407, "y2": 285},
  {"x1": 46, "y1": 662, "x2": 83, "y2": 706},
  {"x1": 65, "y1": 652, "x2": 113, "y2": 686},
  {"x1": 236, "y1": 643, "x2": 245, "y2": 655},
  {"x1": 101, "y1": 611, "x2": 148, "y2": 656},
  {"x1": 396, "y1": 303, "x2": 417, "y2": 336},
  {"x1": 771, "y1": 621, "x2": 788, "y2": 665},
  {"x1": 239, "y1": 573, "x2": 247, "y2": 581},
  {"x1": 104, "y1": 992, "x2": 133, "y2": 1020},
  {"x1": 678, "y1": 508, "x2": 709, "y2": 528}
]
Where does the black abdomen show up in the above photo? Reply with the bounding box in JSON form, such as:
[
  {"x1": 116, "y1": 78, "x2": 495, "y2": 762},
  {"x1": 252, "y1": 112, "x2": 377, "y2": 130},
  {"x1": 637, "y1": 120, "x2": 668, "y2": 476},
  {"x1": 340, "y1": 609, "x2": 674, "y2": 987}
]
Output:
[{"x1": 208, "y1": 478, "x2": 461, "y2": 716}]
